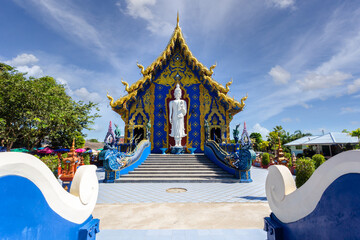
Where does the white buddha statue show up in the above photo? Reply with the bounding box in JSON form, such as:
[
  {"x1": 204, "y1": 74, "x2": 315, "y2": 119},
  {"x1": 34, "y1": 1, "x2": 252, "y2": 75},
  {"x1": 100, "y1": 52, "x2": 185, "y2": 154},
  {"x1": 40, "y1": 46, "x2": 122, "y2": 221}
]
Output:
[{"x1": 169, "y1": 84, "x2": 187, "y2": 147}]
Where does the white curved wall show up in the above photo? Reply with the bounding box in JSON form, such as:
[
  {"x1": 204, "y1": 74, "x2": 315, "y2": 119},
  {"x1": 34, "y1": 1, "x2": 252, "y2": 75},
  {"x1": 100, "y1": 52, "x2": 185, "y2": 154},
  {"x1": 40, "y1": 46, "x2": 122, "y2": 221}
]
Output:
[
  {"x1": 0, "y1": 152, "x2": 99, "y2": 224},
  {"x1": 266, "y1": 150, "x2": 360, "y2": 223}
]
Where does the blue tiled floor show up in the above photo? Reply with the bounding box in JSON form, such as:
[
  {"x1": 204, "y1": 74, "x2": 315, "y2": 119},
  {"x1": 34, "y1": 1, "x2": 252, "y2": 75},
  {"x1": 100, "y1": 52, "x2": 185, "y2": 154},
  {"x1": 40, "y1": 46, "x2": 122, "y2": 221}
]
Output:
[
  {"x1": 96, "y1": 167, "x2": 268, "y2": 204},
  {"x1": 97, "y1": 229, "x2": 266, "y2": 240}
]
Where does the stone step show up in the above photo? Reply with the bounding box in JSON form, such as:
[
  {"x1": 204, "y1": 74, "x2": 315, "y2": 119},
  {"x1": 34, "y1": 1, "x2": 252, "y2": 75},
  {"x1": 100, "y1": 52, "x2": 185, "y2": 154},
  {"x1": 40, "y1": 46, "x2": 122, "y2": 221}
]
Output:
[
  {"x1": 130, "y1": 170, "x2": 227, "y2": 174},
  {"x1": 146, "y1": 156, "x2": 209, "y2": 159},
  {"x1": 115, "y1": 177, "x2": 239, "y2": 183},
  {"x1": 142, "y1": 161, "x2": 214, "y2": 164},
  {"x1": 120, "y1": 173, "x2": 233, "y2": 178},
  {"x1": 145, "y1": 158, "x2": 210, "y2": 162},
  {"x1": 135, "y1": 167, "x2": 222, "y2": 171},
  {"x1": 114, "y1": 154, "x2": 237, "y2": 183},
  {"x1": 138, "y1": 165, "x2": 219, "y2": 169},
  {"x1": 141, "y1": 163, "x2": 217, "y2": 168}
]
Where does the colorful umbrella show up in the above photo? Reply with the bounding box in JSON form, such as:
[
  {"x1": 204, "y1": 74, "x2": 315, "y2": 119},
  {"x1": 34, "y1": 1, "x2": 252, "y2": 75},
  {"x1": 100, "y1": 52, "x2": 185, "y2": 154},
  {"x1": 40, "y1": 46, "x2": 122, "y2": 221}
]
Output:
[
  {"x1": 10, "y1": 148, "x2": 29, "y2": 153},
  {"x1": 75, "y1": 148, "x2": 86, "y2": 153}
]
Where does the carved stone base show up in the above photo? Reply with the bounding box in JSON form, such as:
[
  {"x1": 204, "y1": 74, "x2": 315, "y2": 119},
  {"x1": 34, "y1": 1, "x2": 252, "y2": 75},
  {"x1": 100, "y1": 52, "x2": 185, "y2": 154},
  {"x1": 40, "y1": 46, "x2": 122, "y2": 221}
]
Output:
[
  {"x1": 188, "y1": 148, "x2": 197, "y2": 154},
  {"x1": 171, "y1": 146, "x2": 185, "y2": 154},
  {"x1": 239, "y1": 170, "x2": 253, "y2": 183},
  {"x1": 160, "y1": 148, "x2": 167, "y2": 154},
  {"x1": 103, "y1": 170, "x2": 120, "y2": 183}
]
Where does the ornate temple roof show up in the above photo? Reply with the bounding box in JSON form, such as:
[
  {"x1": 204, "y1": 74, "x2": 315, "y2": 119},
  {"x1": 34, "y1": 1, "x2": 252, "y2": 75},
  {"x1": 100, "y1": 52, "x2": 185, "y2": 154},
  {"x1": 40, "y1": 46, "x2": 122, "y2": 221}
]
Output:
[{"x1": 107, "y1": 14, "x2": 247, "y2": 119}]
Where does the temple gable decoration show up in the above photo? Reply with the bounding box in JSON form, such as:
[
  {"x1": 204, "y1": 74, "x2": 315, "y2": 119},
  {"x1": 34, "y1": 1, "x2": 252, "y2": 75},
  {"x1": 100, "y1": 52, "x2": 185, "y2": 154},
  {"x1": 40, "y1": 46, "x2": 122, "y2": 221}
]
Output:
[{"x1": 107, "y1": 13, "x2": 247, "y2": 153}]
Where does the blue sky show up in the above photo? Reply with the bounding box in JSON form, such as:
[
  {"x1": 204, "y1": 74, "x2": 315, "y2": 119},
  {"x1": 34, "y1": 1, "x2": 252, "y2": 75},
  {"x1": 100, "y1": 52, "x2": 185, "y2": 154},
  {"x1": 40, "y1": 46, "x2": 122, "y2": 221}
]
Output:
[{"x1": 1, "y1": 0, "x2": 360, "y2": 141}]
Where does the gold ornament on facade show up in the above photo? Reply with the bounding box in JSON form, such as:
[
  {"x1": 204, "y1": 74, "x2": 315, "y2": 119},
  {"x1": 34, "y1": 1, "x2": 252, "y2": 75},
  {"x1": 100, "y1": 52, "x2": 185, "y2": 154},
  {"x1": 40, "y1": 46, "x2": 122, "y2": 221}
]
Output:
[
  {"x1": 225, "y1": 79, "x2": 233, "y2": 93},
  {"x1": 121, "y1": 79, "x2": 131, "y2": 93}
]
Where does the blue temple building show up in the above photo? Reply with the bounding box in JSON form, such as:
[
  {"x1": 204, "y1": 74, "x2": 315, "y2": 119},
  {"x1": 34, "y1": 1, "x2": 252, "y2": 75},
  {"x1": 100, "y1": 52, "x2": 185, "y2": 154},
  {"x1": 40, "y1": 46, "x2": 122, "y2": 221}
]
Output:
[{"x1": 107, "y1": 15, "x2": 247, "y2": 154}]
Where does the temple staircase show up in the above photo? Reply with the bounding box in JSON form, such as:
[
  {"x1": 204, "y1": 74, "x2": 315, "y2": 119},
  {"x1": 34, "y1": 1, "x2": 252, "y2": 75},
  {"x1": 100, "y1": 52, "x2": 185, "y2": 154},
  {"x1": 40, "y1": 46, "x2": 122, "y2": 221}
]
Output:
[{"x1": 117, "y1": 154, "x2": 238, "y2": 183}]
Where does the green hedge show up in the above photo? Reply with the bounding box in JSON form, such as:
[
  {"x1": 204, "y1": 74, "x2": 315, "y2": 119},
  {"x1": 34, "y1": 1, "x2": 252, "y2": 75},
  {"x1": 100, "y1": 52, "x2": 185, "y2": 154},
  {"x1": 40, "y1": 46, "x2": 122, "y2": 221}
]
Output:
[
  {"x1": 36, "y1": 155, "x2": 59, "y2": 177},
  {"x1": 295, "y1": 158, "x2": 315, "y2": 188},
  {"x1": 262, "y1": 153, "x2": 270, "y2": 166}
]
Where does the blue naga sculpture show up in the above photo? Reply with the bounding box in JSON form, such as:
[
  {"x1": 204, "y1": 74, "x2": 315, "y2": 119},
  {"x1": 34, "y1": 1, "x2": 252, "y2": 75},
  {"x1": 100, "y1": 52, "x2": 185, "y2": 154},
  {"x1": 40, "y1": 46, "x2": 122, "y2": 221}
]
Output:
[
  {"x1": 204, "y1": 122, "x2": 256, "y2": 182},
  {"x1": 101, "y1": 121, "x2": 125, "y2": 182},
  {"x1": 231, "y1": 122, "x2": 256, "y2": 182},
  {"x1": 101, "y1": 121, "x2": 151, "y2": 183}
]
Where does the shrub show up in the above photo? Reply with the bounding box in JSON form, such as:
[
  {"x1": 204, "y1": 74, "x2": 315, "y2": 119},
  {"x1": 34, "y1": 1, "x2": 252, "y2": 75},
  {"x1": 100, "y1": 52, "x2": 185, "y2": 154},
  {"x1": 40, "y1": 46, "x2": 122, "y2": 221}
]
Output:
[
  {"x1": 262, "y1": 153, "x2": 270, "y2": 166},
  {"x1": 37, "y1": 155, "x2": 59, "y2": 177},
  {"x1": 83, "y1": 154, "x2": 90, "y2": 165},
  {"x1": 312, "y1": 154, "x2": 325, "y2": 169},
  {"x1": 295, "y1": 158, "x2": 315, "y2": 188},
  {"x1": 284, "y1": 152, "x2": 291, "y2": 160}
]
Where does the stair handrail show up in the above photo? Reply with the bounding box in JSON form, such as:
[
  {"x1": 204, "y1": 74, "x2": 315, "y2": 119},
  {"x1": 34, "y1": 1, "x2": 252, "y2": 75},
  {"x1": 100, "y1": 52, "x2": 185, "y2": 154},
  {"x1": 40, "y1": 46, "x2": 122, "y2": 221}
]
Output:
[
  {"x1": 205, "y1": 140, "x2": 236, "y2": 168},
  {"x1": 119, "y1": 140, "x2": 150, "y2": 168},
  {"x1": 207, "y1": 140, "x2": 229, "y2": 156}
]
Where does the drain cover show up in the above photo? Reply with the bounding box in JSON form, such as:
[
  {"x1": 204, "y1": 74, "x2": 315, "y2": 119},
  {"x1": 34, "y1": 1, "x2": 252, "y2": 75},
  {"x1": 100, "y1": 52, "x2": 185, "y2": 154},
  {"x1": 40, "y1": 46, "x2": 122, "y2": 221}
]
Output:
[{"x1": 166, "y1": 188, "x2": 187, "y2": 193}]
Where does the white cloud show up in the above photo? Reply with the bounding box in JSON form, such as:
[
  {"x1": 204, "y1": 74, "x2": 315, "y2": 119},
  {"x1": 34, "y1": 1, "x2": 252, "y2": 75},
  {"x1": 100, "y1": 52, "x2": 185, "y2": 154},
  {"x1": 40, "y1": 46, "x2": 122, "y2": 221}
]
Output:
[
  {"x1": 296, "y1": 71, "x2": 352, "y2": 91},
  {"x1": 74, "y1": 87, "x2": 102, "y2": 103},
  {"x1": 5, "y1": 53, "x2": 38, "y2": 66},
  {"x1": 281, "y1": 118, "x2": 292, "y2": 123},
  {"x1": 251, "y1": 123, "x2": 270, "y2": 139},
  {"x1": 121, "y1": 0, "x2": 173, "y2": 36},
  {"x1": 5, "y1": 53, "x2": 43, "y2": 77},
  {"x1": 269, "y1": 65, "x2": 291, "y2": 84},
  {"x1": 299, "y1": 102, "x2": 312, "y2": 109},
  {"x1": 340, "y1": 107, "x2": 360, "y2": 114},
  {"x1": 16, "y1": 65, "x2": 44, "y2": 77},
  {"x1": 124, "y1": 0, "x2": 156, "y2": 20},
  {"x1": 267, "y1": 0, "x2": 295, "y2": 9},
  {"x1": 348, "y1": 78, "x2": 360, "y2": 94}
]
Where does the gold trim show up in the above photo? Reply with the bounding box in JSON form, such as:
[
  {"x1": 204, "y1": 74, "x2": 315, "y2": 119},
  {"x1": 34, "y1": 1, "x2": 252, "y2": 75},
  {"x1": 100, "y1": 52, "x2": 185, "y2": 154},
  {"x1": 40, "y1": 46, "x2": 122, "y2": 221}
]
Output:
[{"x1": 149, "y1": 84, "x2": 155, "y2": 150}]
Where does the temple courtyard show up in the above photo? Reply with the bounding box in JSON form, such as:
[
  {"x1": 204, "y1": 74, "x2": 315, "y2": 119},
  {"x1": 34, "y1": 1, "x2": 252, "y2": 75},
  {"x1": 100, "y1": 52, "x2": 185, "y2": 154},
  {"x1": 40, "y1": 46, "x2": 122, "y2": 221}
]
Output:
[{"x1": 93, "y1": 166, "x2": 270, "y2": 239}]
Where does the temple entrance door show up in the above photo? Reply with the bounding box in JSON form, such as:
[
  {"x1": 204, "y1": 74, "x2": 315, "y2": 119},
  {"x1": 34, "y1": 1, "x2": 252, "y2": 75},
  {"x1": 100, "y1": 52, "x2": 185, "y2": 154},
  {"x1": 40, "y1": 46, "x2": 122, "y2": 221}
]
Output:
[
  {"x1": 133, "y1": 127, "x2": 144, "y2": 145},
  {"x1": 210, "y1": 128, "x2": 221, "y2": 143}
]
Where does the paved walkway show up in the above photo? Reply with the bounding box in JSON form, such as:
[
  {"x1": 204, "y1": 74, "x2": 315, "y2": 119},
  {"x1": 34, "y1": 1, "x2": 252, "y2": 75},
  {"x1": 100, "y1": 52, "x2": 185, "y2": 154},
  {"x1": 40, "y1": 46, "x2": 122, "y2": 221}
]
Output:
[
  {"x1": 96, "y1": 167, "x2": 268, "y2": 203},
  {"x1": 97, "y1": 229, "x2": 266, "y2": 240},
  {"x1": 94, "y1": 166, "x2": 270, "y2": 240}
]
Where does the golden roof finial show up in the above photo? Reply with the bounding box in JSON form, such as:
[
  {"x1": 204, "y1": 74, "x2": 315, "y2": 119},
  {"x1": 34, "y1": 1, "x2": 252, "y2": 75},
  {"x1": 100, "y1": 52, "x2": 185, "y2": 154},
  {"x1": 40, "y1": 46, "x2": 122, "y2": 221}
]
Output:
[{"x1": 176, "y1": 11, "x2": 179, "y2": 28}]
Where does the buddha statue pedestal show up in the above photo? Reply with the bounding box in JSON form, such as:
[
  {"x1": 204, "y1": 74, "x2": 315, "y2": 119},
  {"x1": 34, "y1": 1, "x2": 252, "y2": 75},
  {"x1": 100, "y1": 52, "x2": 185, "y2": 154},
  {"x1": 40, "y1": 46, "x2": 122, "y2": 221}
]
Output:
[{"x1": 171, "y1": 146, "x2": 185, "y2": 154}]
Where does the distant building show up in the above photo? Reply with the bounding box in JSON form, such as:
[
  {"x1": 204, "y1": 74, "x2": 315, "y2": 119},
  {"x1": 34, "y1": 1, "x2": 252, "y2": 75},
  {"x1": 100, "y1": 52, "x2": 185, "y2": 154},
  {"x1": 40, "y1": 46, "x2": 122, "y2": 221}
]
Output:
[{"x1": 284, "y1": 132, "x2": 358, "y2": 157}]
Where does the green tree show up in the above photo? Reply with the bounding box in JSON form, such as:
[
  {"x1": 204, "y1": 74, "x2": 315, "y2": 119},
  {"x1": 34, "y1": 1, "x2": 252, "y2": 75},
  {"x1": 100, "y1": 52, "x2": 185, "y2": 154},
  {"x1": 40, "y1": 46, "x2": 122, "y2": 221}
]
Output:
[
  {"x1": 0, "y1": 64, "x2": 100, "y2": 151},
  {"x1": 250, "y1": 132, "x2": 263, "y2": 151},
  {"x1": 351, "y1": 128, "x2": 360, "y2": 139},
  {"x1": 88, "y1": 138, "x2": 99, "y2": 143},
  {"x1": 259, "y1": 141, "x2": 269, "y2": 152}
]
